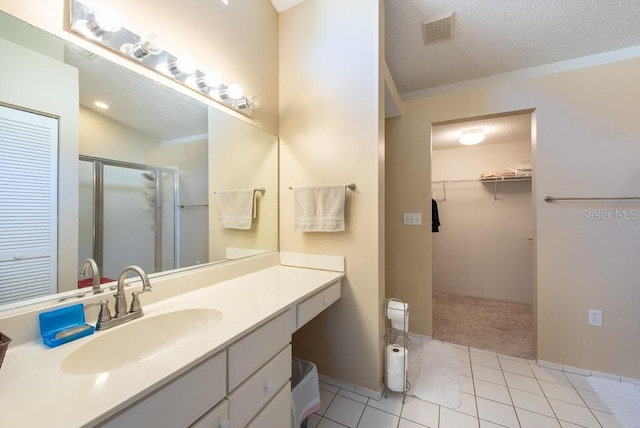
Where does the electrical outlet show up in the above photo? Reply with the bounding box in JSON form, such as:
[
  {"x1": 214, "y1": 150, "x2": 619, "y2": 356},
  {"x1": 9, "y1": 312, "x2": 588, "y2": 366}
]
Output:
[
  {"x1": 588, "y1": 309, "x2": 603, "y2": 327},
  {"x1": 403, "y1": 213, "x2": 422, "y2": 225}
]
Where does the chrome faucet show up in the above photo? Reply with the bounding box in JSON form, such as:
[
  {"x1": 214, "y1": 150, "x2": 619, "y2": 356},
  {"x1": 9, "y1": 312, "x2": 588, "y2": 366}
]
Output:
[
  {"x1": 91, "y1": 265, "x2": 152, "y2": 331},
  {"x1": 80, "y1": 258, "x2": 102, "y2": 293}
]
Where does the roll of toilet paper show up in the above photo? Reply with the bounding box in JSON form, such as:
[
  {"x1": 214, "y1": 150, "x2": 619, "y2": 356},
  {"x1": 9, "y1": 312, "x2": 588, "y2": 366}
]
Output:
[
  {"x1": 386, "y1": 344, "x2": 408, "y2": 392},
  {"x1": 386, "y1": 344, "x2": 408, "y2": 373},
  {"x1": 386, "y1": 369, "x2": 407, "y2": 392},
  {"x1": 387, "y1": 300, "x2": 409, "y2": 331}
]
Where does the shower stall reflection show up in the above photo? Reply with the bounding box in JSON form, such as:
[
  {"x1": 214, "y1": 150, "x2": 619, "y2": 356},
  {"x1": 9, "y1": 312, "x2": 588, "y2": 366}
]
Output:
[{"x1": 78, "y1": 156, "x2": 179, "y2": 284}]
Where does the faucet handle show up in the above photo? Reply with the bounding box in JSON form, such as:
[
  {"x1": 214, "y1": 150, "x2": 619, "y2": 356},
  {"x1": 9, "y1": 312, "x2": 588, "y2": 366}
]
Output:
[
  {"x1": 84, "y1": 300, "x2": 113, "y2": 328},
  {"x1": 129, "y1": 289, "x2": 150, "y2": 314}
]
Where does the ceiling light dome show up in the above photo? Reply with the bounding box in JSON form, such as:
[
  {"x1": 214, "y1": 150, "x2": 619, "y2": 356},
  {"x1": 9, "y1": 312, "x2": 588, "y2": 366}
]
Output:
[{"x1": 459, "y1": 129, "x2": 485, "y2": 146}]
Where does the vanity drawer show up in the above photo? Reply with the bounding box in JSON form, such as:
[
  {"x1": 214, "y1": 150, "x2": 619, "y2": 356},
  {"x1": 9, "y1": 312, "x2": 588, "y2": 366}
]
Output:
[
  {"x1": 191, "y1": 399, "x2": 229, "y2": 428},
  {"x1": 297, "y1": 280, "x2": 341, "y2": 329},
  {"x1": 102, "y1": 350, "x2": 227, "y2": 428},
  {"x1": 228, "y1": 307, "x2": 294, "y2": 390},
  {"x1": 227, "y1": 345, "x2": 292, "y2": 428},
  {"x1": 245, "y1": 382, "x2": 291, "y2": 428}
]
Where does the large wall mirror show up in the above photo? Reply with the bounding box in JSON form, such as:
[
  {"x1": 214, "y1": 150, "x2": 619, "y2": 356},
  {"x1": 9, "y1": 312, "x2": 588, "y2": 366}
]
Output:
[{"x1": 0, "y1": 9, "x2": 278, "y2": 312}]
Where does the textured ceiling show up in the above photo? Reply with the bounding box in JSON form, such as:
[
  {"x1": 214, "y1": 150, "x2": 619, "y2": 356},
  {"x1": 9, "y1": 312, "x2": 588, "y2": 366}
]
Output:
[
  {"x1": 432, "y1": 112, "x2": 532, "y2": 151},
  {"x1": 386, "y1": 0, "x2": 640, "y2": 94}
]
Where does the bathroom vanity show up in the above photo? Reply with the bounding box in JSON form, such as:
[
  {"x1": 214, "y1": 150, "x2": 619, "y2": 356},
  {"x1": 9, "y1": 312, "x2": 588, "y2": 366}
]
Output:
[{"x1": 0, "y1": 253, "x2": 344, "y2": 427}]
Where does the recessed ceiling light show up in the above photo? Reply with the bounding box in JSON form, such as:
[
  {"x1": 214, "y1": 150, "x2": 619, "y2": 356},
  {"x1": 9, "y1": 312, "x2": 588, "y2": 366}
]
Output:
[
  {"x1": 459, "y1": 129, "x2": 485, "y2": 145},
  {"x1": 94, "y1": 101, "x2": 110, "y2": 109}
]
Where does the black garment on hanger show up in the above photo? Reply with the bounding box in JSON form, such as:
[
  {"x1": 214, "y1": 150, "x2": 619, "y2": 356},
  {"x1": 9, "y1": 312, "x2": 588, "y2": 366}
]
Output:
[{"x1": 432, "y1": 199, "x2": 440, "y2": 233}]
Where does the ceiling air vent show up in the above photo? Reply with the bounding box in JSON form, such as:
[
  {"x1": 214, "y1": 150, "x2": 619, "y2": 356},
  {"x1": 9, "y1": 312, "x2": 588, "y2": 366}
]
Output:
[{"x1": 422, "y1": 12, "x2": 455, "y2": 45}]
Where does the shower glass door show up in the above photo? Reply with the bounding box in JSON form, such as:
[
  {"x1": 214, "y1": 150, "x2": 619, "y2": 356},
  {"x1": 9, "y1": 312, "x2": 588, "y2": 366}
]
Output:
[
  {"x1": 103, "y1": 164, "x2": 156, "y2": 278},
  {"x1": 78, "y1": 156, "x2": 178, "y2": 282}
]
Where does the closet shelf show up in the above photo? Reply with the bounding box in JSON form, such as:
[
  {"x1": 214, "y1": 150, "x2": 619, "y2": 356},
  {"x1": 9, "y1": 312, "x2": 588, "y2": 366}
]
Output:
[{"x1": 433, "y1": 176, "x2": 531, "y2": 201}]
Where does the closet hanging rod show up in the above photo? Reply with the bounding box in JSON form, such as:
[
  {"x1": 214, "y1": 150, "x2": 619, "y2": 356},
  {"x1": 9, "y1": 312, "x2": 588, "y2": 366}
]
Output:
[
  {"x1": 432, "y1": 177, "x2": 531, "y2": 184},
  {"x1": 288, "y1": 183, "x2": 356, "y2": 190},
  {"x1": 544, "y1": 196, "x2": 640, "y2": 202}
]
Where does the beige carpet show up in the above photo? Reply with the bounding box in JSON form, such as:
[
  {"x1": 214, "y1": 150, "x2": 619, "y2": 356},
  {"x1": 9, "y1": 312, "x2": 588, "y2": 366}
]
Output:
[{"x1": 433, "y1": 290, "x2": 534, "y2": 359}]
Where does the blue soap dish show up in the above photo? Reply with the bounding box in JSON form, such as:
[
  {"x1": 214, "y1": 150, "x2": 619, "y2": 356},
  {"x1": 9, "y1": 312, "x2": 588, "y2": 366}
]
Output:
[{"x1": 39, "y1": 303, "x2": 95, "y2": 348}]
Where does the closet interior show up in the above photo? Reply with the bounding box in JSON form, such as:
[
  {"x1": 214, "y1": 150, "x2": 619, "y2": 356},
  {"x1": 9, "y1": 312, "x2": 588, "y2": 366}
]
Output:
[{"x1": 431, "y1": 111, "x2": 534, "y2": 359}]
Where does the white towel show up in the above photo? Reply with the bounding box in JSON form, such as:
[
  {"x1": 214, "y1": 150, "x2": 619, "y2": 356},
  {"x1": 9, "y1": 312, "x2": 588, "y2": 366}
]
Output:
[
  {"x1": 293, "y1": 185, "x2": 346, "y2": 232},
  {"x1": 213, "y1": 189, "x2": 256, "y2": 230}
]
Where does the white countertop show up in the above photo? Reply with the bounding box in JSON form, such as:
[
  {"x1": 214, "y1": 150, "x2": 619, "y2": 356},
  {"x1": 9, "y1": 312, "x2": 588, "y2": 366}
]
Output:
[{"x1": 0, "y1": 265, "x2": 343, "y2": 427}]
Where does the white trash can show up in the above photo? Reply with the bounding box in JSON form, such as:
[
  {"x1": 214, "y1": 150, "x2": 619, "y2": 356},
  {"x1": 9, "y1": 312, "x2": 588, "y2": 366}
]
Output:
[{"x1": 291, "y1": 358, "x2": 321, "y2": 428}]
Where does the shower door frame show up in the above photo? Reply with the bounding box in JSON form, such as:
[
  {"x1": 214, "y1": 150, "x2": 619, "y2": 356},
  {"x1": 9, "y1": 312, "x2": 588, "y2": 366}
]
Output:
[{"x1": 80, "y1": 155, "x2": 179, "y2": 274}]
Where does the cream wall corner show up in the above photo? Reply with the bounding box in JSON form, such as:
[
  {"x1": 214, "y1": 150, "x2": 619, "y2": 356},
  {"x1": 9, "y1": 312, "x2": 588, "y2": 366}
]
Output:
[{"x1": 279, "y1": 0, "x2": 384, "y2": 391}]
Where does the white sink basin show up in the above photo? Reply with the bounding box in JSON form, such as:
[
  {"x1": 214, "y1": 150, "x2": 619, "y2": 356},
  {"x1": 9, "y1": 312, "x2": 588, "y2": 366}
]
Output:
[{"x1": 61, "y1": 308, "x2": 223, "y2": 375}]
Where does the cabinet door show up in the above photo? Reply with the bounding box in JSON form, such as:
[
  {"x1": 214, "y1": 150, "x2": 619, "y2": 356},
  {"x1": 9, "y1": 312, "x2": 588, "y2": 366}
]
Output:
[
  {"x1": 245, "y1": 382, "x2": 292, "y2": 428},
  {"x1": 101, "y1": 351, "x2": 226, "y2": 428},
  {"x1": 228, "y1": 308, "x2": 294, "y2": 390},
  {"x1": 296, "y1": 280, "x2": 341, "y2": 329},
  {"x1": 191, "y1": 400, "x2": 229, "y2": 428},
  {"x1": 228, "y1": 345, "x2": 291, "y2": 428}
]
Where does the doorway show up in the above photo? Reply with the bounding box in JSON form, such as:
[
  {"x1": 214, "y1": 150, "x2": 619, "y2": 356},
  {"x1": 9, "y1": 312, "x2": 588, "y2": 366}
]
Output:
[{"x1": 430, "y1": 110, "x2": 534, "y2": 359}]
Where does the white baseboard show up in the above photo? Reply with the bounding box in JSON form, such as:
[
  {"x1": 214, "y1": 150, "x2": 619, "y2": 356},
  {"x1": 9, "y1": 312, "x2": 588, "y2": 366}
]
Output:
[
  {"x1": 537, "y1": 360, "x2": 639, "y2": 384},
  {"x1": 318, "y1": 373, "x2": 383, "y2": 401}
]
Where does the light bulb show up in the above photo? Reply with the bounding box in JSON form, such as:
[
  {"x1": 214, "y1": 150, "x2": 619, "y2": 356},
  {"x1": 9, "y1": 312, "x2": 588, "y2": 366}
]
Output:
[
  {"x1": 197, "y1": 70, "x2": 223, "y2": 89},
  {"x1": 169, "y1": 54, "x2": 197, "y2": 75},
  {"x1": 87, "y1": 6, "x2": 122, "y2": 37},
  {"x1": 121, "y1": 34, "x2": 163, "y2": 59},
  {"x1": 228, "y1": 84, "x2": 243, "y2": 99},
  {"x1": 155, "y1": 62, "x2": 171, "y2": 75},
  {"x1": 459, "y1": 130, "x2": 485, "y2": 146},
  {"x1": 220, "y1": 83, "x2": 243, "y2": 100},
  {"x1": 185, "y1": 76, "x2": 199, "y2": 89},
  {"x1": 71, "y1": 19, "x2": 95, "y2": 39},
  {"x1": 235, "y1": 96, "x2": 260, "y2": 110},
  {"x1": 94, "y1": 101, "x2": 110, "y2": 109}
]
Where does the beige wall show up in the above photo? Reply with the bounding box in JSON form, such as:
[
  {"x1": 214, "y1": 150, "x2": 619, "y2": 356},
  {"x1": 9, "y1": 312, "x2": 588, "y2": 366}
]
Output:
[
  {"x1": 79, "y1": 106, "x2": 159, "y2": 162},
  {"x1": 387, "y1": 56, "x2": 640, "y2": 379},
  {"x1": 385, "y1": 108, "x2": 433, "y2": 336},
  {"x1": 432, "y1": 142, "x2": 533, "y2": 302},
  {"x1": 279, "y1": 0, "x2": 384, "y2": 391},
  {"x1": 208, "y1": 107, "x2": 279, "y2": 262},
  {"x1": 0, "y1": 0, "x2": 279, "y2": 134},
  {"x1": 0, "y1": 8, "x2": 62, "y2": 60},
  {"x1": 0, "y1": 37, "x2": 79, "y2": 293}
]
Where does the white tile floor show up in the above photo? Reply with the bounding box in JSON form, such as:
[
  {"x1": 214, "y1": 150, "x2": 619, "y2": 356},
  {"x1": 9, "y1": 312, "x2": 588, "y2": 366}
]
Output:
[{"x1": 307, "y1": 343, "x2": 621, "y2": 428}]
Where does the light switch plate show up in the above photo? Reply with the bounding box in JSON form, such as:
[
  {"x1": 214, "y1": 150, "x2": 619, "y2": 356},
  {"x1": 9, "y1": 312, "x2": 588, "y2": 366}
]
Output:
[{"x1": 403, "y1": 213, "x2": 422, "y2": 225}]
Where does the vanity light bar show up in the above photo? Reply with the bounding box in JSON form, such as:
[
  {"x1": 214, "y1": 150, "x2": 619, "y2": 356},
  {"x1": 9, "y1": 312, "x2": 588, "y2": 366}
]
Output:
[{"x1": 69, "y1": 0, "x2": 259, "y2": 113}]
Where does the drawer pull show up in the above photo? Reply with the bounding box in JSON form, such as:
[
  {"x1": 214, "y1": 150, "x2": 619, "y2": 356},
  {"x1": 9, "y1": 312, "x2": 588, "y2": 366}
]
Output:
[
  {"x1": 219, "y1": 420, "x2": 230, "y2": 428},
  {"x1": 323, "y1": 299, "x2": 329, "y2": 306},
  {"x1": 265, "y1": 381, "x2": 274, "y2": 393}
]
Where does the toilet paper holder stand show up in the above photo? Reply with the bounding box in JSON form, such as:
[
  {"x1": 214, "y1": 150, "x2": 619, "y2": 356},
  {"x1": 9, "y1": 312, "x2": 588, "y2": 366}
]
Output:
[{"x1": 384, "y1": 298, "x2": 411, "y2": 401}]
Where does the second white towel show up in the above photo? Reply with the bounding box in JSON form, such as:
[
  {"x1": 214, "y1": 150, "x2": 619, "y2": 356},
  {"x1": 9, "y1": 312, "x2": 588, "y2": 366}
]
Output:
[
  {"x1": 293, "y1": 185, "x2": 346, "y2": 232},
  {"x1": 213, "y1": 188, "x2": 256, "y2": 230}
]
